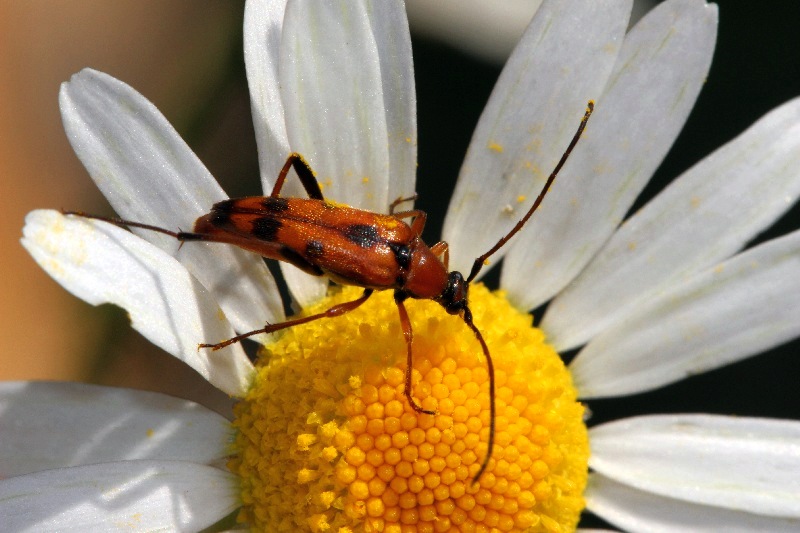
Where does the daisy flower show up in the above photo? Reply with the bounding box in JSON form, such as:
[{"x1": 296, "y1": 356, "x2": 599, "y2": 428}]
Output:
[{"x1": 6, "y1": 0, "x2": 800, "y2": 531}]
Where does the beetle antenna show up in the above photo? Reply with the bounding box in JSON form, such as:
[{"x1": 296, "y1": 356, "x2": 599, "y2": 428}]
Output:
[
  {"x1": 461, "y1": 306, "x2": 495, "y2": 484},
  {"x1": 62, "y1": 211, "x2": 182, "y2": 239},
  {"x1": 466, "y1": 101, "x2": 594, "y2": 283}
]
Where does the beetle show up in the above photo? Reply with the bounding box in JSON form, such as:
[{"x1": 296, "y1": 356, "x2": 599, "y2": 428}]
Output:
[{"x1": 65, "y1": 101, "x2": 594, "y2": 482}]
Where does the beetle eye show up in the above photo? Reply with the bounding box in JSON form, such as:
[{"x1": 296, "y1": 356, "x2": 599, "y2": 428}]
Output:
[{"x1": 440, "y1": 271, "x2": 467, "y2": 314}]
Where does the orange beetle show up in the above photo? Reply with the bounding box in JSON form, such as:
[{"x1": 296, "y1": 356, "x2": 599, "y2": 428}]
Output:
[{"x1": 66, "y1": 101, "x2": 593, "y2": 482}]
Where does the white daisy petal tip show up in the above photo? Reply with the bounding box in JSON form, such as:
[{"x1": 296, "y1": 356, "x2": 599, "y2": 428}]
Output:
[
  {"x1": 362, "y1": 1, "x2": 418, "y2": 203},
  {"x1": 589, "y1": 414, "x2": 800, "y2": 519},
  {"x1": 443, "y1": 0, "x2": 633, "y2": 274},
  {"x1": 243, "y1": 0, "x2": 291, "y2": 190},
  {"x1": 586, "y1": 473, "x2": 800, "y2": 532},
  {"x1": 0, "y1": 381, "x2": 231, "y2": 478},
  {"x1": 570, "y1": 227, "x2": 800, "y2": 398},
  {"x1": 278, "y1": 0, "x2": 416, "y2": 213},
  {"x1": 0, "y1": 460, "x2": 239, "y2": 532},
  {"x1": 280, "y1": 1, "x2": 390, "y2": 210},
  {"x1": 544, "y1": 94, "x2": 800, "y2": 352},
  {"x1": 59, "y1": 66, "x2": 286, "y2": 338},
  {"x1": 21, "y1": 209, "x2": 254, "y2": 397},
  {"x1": 501, "y1": 0, "x2": 718, "y2": 310}
]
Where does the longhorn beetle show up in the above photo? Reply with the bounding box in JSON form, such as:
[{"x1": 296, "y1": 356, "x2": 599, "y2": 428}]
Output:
[{"x1": 66, "y1": 101, "x2": 594, "y2": 483}]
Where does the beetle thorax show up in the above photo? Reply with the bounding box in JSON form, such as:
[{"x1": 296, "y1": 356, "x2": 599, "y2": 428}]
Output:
[{"x1": 401, "y1": 240, "x2": 450, "y2": 300}]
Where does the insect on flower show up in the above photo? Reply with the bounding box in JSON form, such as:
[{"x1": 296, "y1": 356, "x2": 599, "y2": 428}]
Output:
[{"x1": 65, "y1": 101, "x2": 594, "y2": 483}]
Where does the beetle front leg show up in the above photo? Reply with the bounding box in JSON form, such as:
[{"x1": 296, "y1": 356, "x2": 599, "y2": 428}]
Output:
[
  {"x1": 388, "y1": 194, "x2": 418, "y2": 214},
  {"x1": 394, "y1": 290, "x2": 436, "y2": 416},
  {"x1": 392, "y1": 209, "x2": 427, "y2": 239},
  {"x1": 199, "y1": 288, "x2": 374, "y2": 350}
]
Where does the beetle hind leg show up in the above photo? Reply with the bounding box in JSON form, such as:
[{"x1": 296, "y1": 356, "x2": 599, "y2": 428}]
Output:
[{"x1": 271, "y1": 152, "x2": 324, "y2": 200}]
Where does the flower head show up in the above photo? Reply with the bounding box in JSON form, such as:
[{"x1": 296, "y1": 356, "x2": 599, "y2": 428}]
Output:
[
  {"x1": 231, "y1": 286, "x2": 588, "y2": 531},
  {"x1": 6, "y1": 0, "x2": 800, "y2": 531}
]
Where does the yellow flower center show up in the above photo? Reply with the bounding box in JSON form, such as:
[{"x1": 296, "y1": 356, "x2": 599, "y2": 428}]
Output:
[{"x1": 229, "y1": 284, "x2": 588, "y2": 532}]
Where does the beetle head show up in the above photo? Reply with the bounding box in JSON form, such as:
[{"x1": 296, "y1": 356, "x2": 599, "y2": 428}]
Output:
[{"x1": 436, "y1": 271, "x2": 469, "y2": 315}]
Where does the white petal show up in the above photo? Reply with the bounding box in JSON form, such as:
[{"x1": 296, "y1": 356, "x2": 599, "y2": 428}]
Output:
[
  {"x1": 244, "y1": 0, "x2": 291, "y2": 193},
  {"x1": 442, "y1": 0, "x2": 632, "y2": 276},
  {"x1": 0, "y1": 461, "x2": 237, "y2": 533},
  {"x1": 0, "y1": 382, "x2": 230, "y2": 478},
  {"x1": 586, "y1": 473, "x2": 800, "y2": 532},
  {"x1": 571, "y1": 228, "x2": 800, "y2": 397},
  {"x1": 406, "y1": 0, "x2": 542, "y2": 64},
  {"x1": 245, "y1": 0, "x2": 332, "y2": 307},
  {"x1": 22, "y1": 210, "x2": 254, "y2": 397},
  {"x1": 279, "y1": 262, "x2": 328, "y2": 307},
  {"x1": 589, "y1": 415, "x2": 800, "y2": 519},
  {"x1": 364, "y1": 0, "x2": 418, "y2": 205},
  {"x1": 502, "y1": 0, "x2": 717, "y2": 310},
  {"x1": 280, "y1": 0, "x2": 392, "y2": 211},
  {"x1": 60, "y1": 68, "x2": 284, "y2": 341},
  {"x1": 544, "y1": 95, "x2": 800, "y2": 350},
  {"x1": 277, "y1": 1, "x2": 416, "y2": 306}
]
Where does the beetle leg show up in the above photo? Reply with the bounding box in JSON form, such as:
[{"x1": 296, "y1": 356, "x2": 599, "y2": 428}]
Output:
[
  {"x1": 429, "y1": 241, "x2": 450, "y2": 270},
  {"x1": 388, "y1": 194, "x2": 418, "y2": 214},
  {"x1": 199, "y1": 288, "x2": 374, "y2": 350},
  {"x1": 271, "y1": 152, "x2": 324, "y2": 200},
  {"x1": 391, "y1": 209, "x2": 427, "y2": 238},
  {"x1": 394, "y1": 291, "x2": 436, "y2": 416}
]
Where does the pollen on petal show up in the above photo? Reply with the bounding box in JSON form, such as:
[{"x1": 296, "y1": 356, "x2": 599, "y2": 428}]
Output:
[{"x1": 230, "y1": 285, "x2": 588, "y2": 531}]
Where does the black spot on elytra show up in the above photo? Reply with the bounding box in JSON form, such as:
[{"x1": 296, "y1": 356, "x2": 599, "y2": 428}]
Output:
[
  {"x1": 211, "y1": 199, "x2": 236, "y2": 214},
  {"x1": 306, "y1": 240, "x2": 324, "y2": 258},
  {"x1": 252, "y1": 216, "x2": 282, "y2": 241},
  {"x1": 210, "y1": 212, "x2": 229, "y2": 226},
  {"x1": 389, "y1": 242, "x2": 412, "y2": 269},
  {"x1": 262, "y1": 197, "x2": 289, "y2": 212},
  {"x1": 344, "y1": 224, "x2": 380, "y2": 249},
  {"x1": 209, "y1": 200, "x2": 235, "y2": 225}
]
